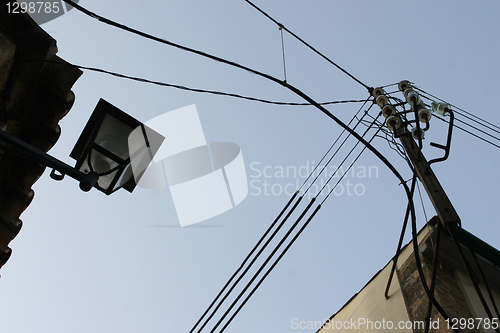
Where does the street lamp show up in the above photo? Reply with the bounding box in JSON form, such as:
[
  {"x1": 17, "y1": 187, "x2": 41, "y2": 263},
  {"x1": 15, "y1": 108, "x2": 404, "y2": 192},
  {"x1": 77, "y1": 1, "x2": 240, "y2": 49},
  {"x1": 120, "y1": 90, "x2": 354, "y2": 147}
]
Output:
[
  {"x1": 70, "y1": 99, "x2": 164, "y2": 194},
  {"x1": 0, "y1": 99, "x2": 163, "y2": 194}
]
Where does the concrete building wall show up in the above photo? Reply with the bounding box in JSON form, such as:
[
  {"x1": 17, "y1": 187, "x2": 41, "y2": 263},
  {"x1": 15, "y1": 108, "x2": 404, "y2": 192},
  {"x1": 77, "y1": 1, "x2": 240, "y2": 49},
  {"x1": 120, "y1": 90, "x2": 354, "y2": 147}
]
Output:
[
  {"x1": 317, "y1": 224, "x2": 500, "y2": 333},
  {"x1": 455, "y1": 270, "x2": 500, "y2": 333},
  {"x1": 317, "y1": 262, "x2": 412, "y2": 332}
]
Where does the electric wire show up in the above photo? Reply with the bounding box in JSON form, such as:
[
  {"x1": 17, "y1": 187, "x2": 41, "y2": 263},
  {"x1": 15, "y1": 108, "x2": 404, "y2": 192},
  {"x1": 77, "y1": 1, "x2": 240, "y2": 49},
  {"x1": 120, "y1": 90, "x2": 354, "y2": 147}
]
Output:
[
  {"x1": 452, "y1": 116, "x2": 500, "y2": 142},
  {"x1": 214, "y1": 117, "x2": 382, "y2": 332},
  {"x1": 356, "y1": 111, "x2": 410, "y2": 164},
  {"x1": 434, "y1": 115, "x2": 500, "y2": 149},
  {"x1": 454, "y1": 226, "x2": 500, "y2": 319},
  {"x1": 279, "y1": 25, "x2": 287, "y2": 83},
  {"x1": 62, "y1": 0, "x2": 454, "y2": 327},
  {"x1": 191, "y1": 100, "x2": 370, "y2": 332},
  {"x1": 189, "y1": 191, "x2": 302, "y2": 333},
  {"x1": 302, "y1": 100, "x2": 374, "y2": 195},
  {"x1": 447, "y1": 225, "x2": 500, "y2": 332},
  {"x1": 218, "y1": 208, "x2": 322, "y2": 332},
  {"x1": 26, "y1": 59, "x2": 366, "y2": 107},
  {"x1": 297, "y1": 96, "x2": 372, "y2": 194},
  {"x1": 320, "y1": 115, "x2": 382, "y2": 204},
  {"x1": 214, "y1": 199, "x2": 319, "y2": 332},
  {"x1": 416, "y1": 180, "x2": 429, "y2": 222},
  {"x1": 244, "y1": 0, "x2": 372, "y2": 93},
  {"x1": 194, "y1": 105, "x2": 370, "y2": 332},
  {"x1": 417, "y1": 91, "x2": 500, "y2": 141},
  {"x1": 380, "y1": 82, "x2": 406, "y2": 89},
  {"x1": 390, "y1": 87, "x2": 500, "y2": 149},
  {"x1": 384, "y1": 174, "x2": 417, "y2": 300},
  {"x1": 414, "y1": 87, "x2": 500, "y2": 132}
]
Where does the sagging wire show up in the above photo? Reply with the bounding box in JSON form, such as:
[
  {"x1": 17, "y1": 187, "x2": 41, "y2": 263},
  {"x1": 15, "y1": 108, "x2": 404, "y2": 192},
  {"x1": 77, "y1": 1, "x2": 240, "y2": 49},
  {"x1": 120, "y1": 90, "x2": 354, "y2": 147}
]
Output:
[
  {"x1": 384, "y1": 174, "x2": 417, "y2": 300},
  {"x1": 24, "y1": 59, "x2": 366, "y2": 107}
]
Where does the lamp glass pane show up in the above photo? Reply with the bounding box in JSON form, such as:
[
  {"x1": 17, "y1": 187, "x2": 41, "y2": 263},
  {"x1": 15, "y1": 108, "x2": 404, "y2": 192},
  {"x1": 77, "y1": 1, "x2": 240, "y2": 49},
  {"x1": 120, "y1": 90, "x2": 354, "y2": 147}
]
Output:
[
  {"x1": 94, "y1": 114, "x2": 134, "y2": 160},
  {"x1": 114, "y1": 164, "x2": 134, "y2": 191},
  {"x1": 78, "y1": 148, "x2": 120, "y2": 192}
]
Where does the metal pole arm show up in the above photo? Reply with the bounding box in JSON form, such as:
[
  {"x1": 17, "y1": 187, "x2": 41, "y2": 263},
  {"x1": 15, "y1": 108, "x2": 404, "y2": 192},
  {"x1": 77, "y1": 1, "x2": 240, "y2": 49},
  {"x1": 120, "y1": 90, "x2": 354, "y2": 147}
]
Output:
[{"x1": 0, "y1": 129, "x2": 98, "y2": 191}]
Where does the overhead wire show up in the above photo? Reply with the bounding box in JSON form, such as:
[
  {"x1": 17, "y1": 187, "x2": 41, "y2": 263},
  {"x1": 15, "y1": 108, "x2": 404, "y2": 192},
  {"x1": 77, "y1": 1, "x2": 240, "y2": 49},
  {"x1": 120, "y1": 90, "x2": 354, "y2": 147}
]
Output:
[
  {"x1": 244, "y1": 0, "x2": 373, "y2": 93},
  {"x1": 61, "y1": 0, "x2": 456, "y2": 328},
  {"x1": 452, "y1": 117, "x2": 500, "y2": 142},
  {"x1": 454, "y1": 226, "x2": 500, "y2": 319},
  {"x1": 320, "y1": 113, "x2": 382, "y2": 204},
  {"x1": 24, "y1": 59, "x2": 366, "y2": 107},
  {"x1": 192, "y1": 99, "x2": 372, "y2": 332},
  {"x1": 415, "y1": 89, "x2": 500, "y2": 148},
  {"x1": 214, "y1": 108, "x2": 383, "y2": 333},
  {"x1": 279, "y1": 25, "x2": 287, "y2": 83},
  {"x1": 434, "y1": 115, "x2": 500, "y2": 149},
  {"x1": 414, "y1": 87, "x2": 500, "y2": 133},
  {"x1": 297, "y1": 96, "x2": 372, "y2": 193},
  {"x1": 302, "y1": 100, "x2": 374, "y2": 195},
  {"x1": 417, "y1": 91, "x2": 500, "y2": 141}
]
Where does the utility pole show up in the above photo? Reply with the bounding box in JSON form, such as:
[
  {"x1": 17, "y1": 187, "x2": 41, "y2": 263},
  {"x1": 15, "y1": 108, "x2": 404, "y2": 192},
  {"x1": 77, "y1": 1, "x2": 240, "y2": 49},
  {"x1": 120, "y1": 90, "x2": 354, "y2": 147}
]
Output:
[
  {"x1": 374, "y1": 81, "x2": 500, "y2": 332},
  {"x1": 373, "y1": 81, "x2": 460, "y2": 227}
]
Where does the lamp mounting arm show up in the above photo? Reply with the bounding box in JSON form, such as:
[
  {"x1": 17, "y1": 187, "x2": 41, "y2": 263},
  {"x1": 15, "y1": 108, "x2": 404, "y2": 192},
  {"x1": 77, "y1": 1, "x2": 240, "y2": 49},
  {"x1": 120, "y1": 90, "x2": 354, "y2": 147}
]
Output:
[{"x1": 0, "y1": 129, "x2": 98, "y2": 192}]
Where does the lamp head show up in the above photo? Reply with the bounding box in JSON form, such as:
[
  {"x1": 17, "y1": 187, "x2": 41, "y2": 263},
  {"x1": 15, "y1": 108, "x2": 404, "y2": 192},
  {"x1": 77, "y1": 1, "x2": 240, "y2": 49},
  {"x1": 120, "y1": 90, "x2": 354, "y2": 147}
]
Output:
[{"x1": 70, "y1": 99, "x2": 164, "y2": 195}]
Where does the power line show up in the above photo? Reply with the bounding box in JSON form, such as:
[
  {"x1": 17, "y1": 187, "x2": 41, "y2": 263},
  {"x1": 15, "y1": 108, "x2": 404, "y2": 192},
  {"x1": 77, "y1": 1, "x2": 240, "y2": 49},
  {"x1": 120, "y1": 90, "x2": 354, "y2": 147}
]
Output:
[
  {"x1": 302, "y1": 99, "x2": 373, "y2": 195},
  {"x1": 196, "y1": 105, "x2": 378, "y2": 332},
  {"x1": 453, "y1": 117, "x2": 500, "y2": 143},
  {"x1": 434, "y1": 115, "x2": 500, "y2": 149},
  {"x1": 321, "y1": 114, "x2": 382, "y2": 204},
  {"x1": 26, "y1": 60, "x2": 367, "y2": 107},
  {"x1": 244, "y1": 0, "x2": 373, "y2": 93},
  {"x1": 417, "y1": 92, "x2": 500, "y2": 140},
  {"x1": 415, "y1": 87, "x2": 500, "y2": 133},
  {"x1": 218, "y1": 117, "x2": 383, "y2": 332},
  {"x1": 192, "y1": 101, "x2": 371, "y2": 332}
]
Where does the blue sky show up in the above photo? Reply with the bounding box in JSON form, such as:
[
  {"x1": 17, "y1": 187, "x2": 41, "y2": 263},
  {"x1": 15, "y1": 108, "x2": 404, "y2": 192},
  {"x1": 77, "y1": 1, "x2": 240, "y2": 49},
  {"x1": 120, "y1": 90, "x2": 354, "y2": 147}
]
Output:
[{"x1": 1, "y1": 1, "x2": 499, "y2": 332}]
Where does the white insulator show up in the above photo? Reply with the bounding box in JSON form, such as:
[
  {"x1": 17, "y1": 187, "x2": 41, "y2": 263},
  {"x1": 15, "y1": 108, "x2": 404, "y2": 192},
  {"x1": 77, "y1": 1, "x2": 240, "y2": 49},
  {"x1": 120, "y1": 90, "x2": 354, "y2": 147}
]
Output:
[
  {"x1": 382, "y1": 105, "x2": 396, "y2": 118},
  {"x1": 372, "y1": 87, "x2": 385, "y2": 98},
  {"x1": 418, "y1": 108, "x2": 432, "y2": 123},
  {"x1": 386, "y1": 116, "x2": 401, "y2": 131},
  {"x1": 405, "y1": 90, "x2": 421, "y2": 106},
  {"x1": 376, "y1": 95, "x2": 389, "y2": 108},
  {"x1": 398, "y1": 80, "x2": 411, "y2": 92},
  {"x1": 411, "y1": 127, "x2": 425, "y2": 140},
  {"x1": 431, "y1": 102, "x2": 450, "y2": 116}
]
